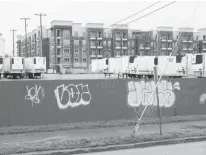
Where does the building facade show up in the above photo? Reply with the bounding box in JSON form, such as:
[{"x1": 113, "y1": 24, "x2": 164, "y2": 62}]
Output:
[
  {"x1": 17, "y1": 20, "x2": 206, "y2": 73},
  {"x1": 16, "y1": 26, "x2": 50, "y2": 69}
]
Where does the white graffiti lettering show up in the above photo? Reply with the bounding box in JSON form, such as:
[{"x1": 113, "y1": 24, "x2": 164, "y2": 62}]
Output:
[
  {"x1": 25, "y1": 85, "x2": 45, "y2": 106},
  {"x1": 54, "y1": 84, "x2": 92, "y2": 109},
  {"x1": 127, "y1": 81, "x2": 180, "y2": 108},
  {"x1": 200, "y1": 94, "x2": 206, "y2": 104}
]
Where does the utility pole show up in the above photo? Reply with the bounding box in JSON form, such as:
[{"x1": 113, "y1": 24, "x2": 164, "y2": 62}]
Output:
[
  {"x1": 20, "y1": 18, "x2": 30, "y2": 57},
  {"x1": 34, "y1": 13, "x2": 47, "y2": 57},
  {"x1": 153, "y1": 60, "x2": 162, "y2": 136},
  {"x1": 10, "y1": 29, "x2": 17, "y2": 56}
]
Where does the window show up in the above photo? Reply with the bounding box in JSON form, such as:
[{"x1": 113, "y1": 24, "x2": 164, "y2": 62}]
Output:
[
  {"x1": 74, "y1": 49, "x2": 79, "y2": 54},
  {"x1": 92, "y1": 50, "x2": 96, "y2": 55},
  {"x1": 203, "y1": 36, "x2": 206, "y2": 41},
  {"x1": 108, "y1": 33, "x2": 112, "y2": 38},
  {"x1": 183, "y1": 43, "x2": 187, "y2": 49},
  {"x1": 57, "y1": 48, "x2": 61, "y2": 55},
  {"x1": 57, "y1": 39, "x2": 61, "y2": 46},
  {"x1": 83, "y1": 32, "x2": 87, "y2": 37},
  {"x1": 83, "y1": 49, "x2": 86, "y2": 53},
  {"x1": 103, "y1": 41, "x2": 106, "y2": 46},
  {"x1": 56, "y1": 29, "x2": 61, "y2": 37},
  {"x1": 162, "y1": 43, "x2": 166, "y2": 48},
  {"x1": 162, "y1": 34, "x2": 166, "y2": 40},
  {"x1": 168, "y1": 43, "x2": 172, "y2": 48},
  {"x1": 98, "y1": 32, "x2": 102, "y2": 38},
  {"x1": 82, "y1": 40, "x2": 86, "y2": 46},
  {"x1": 106, "y1": 59, "x2": 108, "y2": 65},
  {"x1": 82, "y1": 58, "x2": 87, "y2": 63},
  {"x1": 74, "y1": 40, "x2": 79, "y2": 46},
  {"x1": 108, "y1": 41, "x2": 111, "y2": 47},
  {"x1": 74, "y1": 58, "x2": 79, "y2": 62},
  {"x1": 140, "y1": 43, "x2": 144, "y2": 48},
  {"x1": 64, "y1": 58, "x2": 70, "y2": 63},
  {"x1": 98, "y1": 50, "x2": 101, "y2": 55},
  {"x1": 74, "y1": 31, "x2": 78, "y2": 37},
  {"x1": 63, "y1": 30, "x2": 70, "y2": 38},
  {"x1": 64, "y1": 48, "x2": 70, "y2": 53},
  {"x1": 196, "y1": 36, "x2": 199, "y2": 40},
  {"x1": 34, "y1": 58, "x2": 36, "y2": 64},
  {"x1": 12, "y1": 58, "x2": 14, "y2": 64}
]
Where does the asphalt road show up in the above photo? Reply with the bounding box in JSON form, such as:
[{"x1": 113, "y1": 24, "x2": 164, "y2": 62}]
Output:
[{"x1": 80, "y1": 141, "x2": 206, "y2": 155}]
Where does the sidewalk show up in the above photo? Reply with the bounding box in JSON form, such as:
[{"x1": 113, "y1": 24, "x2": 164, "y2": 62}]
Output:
[{"x1": 0, "y1": 120, "x2": 205, "y2": 146}]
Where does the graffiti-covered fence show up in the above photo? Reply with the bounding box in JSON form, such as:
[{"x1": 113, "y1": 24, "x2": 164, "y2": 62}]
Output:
[{"x1": 0, "y1": 78, "x2": 206, "y2": 127}]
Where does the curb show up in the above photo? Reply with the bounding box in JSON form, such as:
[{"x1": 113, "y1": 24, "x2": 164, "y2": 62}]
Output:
[{"x1": 13, "y1": 136, "x2": 206, "y2": 155}]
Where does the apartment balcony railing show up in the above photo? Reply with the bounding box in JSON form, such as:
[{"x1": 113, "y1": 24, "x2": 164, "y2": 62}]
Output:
[
  {"x1": 203, "y1": 48, "x2": 206, "y2": 51},
  {"x1": 168, "y1": 47, "x2": 172, "y2": 50},
  {"x1": 188, "y1": 40, "x2": 193, "y2": 43},
  {"x1": 90, "y1": 45, "x2": 96, "y2": 48},
  {"x1": 97, "y1": 55, "x2": 103, "y2": 58},
  {"x1": 115, "y1": 38, "x2": 121, "y2": 41},
  {"x1": 145, "y1": 47, "x2": 151, "y2": 50},
  {"x1": 122, "y1": 38, "x2": 128, "y2": 41},
  {"x1": 168, "y1": 40, "x2": 173, "y2": 42},
  {"x1": 90, "y1": 36, "x2": 96, "y2": 40},
  {"x1": 97, "y1": 37, "x2": 103, "y2": 40},
  {"x1": 188, "y1": 48, "x2": 193, "y2": 50},
  {"x1": 122, "y1": 46, "x2": 127, "y2": 49},
  {"x1": 139, "y1": 47, "x2": 144, "y2": 49},
  {"x1": 97, "y1": 46, "x2": 103, "y2": 49},
  {"x1": 116, "y1": 46, "x2": 121, "y2": 49},
  {"x1": 90, "y1": 54, "x2": 96, "y2": 57},
  {"x1": 161, "y1": 39, "x2": 167, "y2": 42},
  {"x1": 161, "y1": 47, "x2": 166, "y2": 50},
  {"x1": 203, "y1": 40, "x2": 206, "y2": 43},
  {"x1": 183, "y1": 48, "x2": 187, "y2": 50}
]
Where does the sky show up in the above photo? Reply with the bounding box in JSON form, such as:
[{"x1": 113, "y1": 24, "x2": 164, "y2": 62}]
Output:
[{"x1": 0, "y1": 0, "x2": 206, "y2": 56}]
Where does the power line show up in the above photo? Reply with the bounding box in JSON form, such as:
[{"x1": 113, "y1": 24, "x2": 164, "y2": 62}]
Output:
[
  {"x1": 109, "y1": 1, "x2": 161, "y2": 27},
  {"x1": 106, "y1": 1, "x2": 176, "y2": 33}
]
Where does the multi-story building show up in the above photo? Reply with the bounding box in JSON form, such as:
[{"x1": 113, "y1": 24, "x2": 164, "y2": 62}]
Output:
[
  {"x1": 194, "y1": 28, "x2": 206, "y2": 53},
  {"x1": 0, "y1": 34, "x2": 5, "y2": 57},
  {"x1": 175, "y1": 27, "x2": 194, "y2": 55},
  {"x1": 16, "y1": 26, "x2": 50, "y2": 69}
]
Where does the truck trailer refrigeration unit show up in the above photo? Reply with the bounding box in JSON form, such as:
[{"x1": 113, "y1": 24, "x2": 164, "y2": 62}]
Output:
[
  {"x1": 24, "y1": 57, "x2": 46, "y2": 78},
  {"x1": 3, "y1": 56, "x2": 24, "y2": 79}
]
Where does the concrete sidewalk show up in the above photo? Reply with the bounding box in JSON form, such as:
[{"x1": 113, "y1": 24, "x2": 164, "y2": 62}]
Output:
[{"x1": 0, "y1": 120, "x2": 205, "y2": 146}]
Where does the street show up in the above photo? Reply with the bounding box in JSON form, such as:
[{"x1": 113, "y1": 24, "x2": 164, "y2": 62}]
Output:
[{"x1": 80, "y1": 141, "x2": 206, "y2": 155}]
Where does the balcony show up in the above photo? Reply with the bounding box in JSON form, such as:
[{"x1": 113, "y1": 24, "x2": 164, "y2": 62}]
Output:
[
  {"x1": 183, "y1": 40, "x2": 187, "y2": 43},
  {"x1": 168, "y1": 48, "x2": 172, "y2": 50},
  {"x1": 139, "y1": 47, "x2": 144, "y2": 49},
  {"x1": 115, "y1": 38, "x2": 121, "y2": 41},
  {"x1": 122, "y1": 38, "x2": 128, "y2": 41},
  {"x1": 168, "y1": 40, "x2": 173, "y2": 42},
  {"x1": 203, "y1": 40, "x2": 206, "y2": 43},
  {"x1": 97, "y1": 37, "x2": 103, "y2": 40},
  {"x1": 188, "y1": 40, "x2": 193, "y2": 43},
  {"x1": 161, "y1": 48, "x2": 166, "y2": 50},
  {"x1": 161, "y1": 39, "x2": 167, "y2": 42},
  {"x1": 90, "y1": 36, "x2": 96, "y2": 40},
  {"x1": 116, "y1": 46, "x2": 121, "y2": 49},
  {"x1": 122, "y1": 46, "x2": 127, "y2": 49},
  {"x1": 188, "y1": 48, "x2": 193, "y2": 50},
  {"x1": 90, "y1": 45, "x2": 96, "y2": 48},
  {"x1": 183, "y1": 48, "x2": 187, "y2": 50},
  {"x1": 97, "y1": 55, "x2": 103, "y2": 58},
  {"x1": 97, "y1": 46, "x2": 103, "y2": 49},
  {"x1": 145, "y1": 47, "x2": 151, "y2": 50},
  {"x1": 90, "y1": 54, "x2": 96, "y2": 58},
  {"x1": 203, "y1": 48, "x2": 206, "y2": 51}
]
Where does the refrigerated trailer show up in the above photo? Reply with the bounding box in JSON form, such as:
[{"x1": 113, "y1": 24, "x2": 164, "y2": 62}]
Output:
[
  {"x1": 24, "y1": 57, "x2": 46, "y2": 78},
  {"x1": 3, "y1": 56, "x2": 24, "y2": 79}
]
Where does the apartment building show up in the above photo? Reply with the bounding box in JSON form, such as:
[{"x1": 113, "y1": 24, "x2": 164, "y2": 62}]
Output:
[
  {"x1": 195, "y1": 28, "x2": 206, "y2": 53},
  {"x1": 175, "y1": 27, "x2": 194, "y2": 55}
]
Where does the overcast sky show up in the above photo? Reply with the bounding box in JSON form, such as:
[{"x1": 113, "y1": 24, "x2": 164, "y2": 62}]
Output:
[{"x1": 0, "y1": 0, "x2": 206, "y2": 56}]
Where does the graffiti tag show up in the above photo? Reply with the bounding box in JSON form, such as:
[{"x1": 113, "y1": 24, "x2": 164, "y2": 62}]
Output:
[
  {"x1": 127, "y1": 80, "x2": 180, "y2": 108},
  {"x1": 54, "y1": 84, "x2": 91, "y2": 109},
  {"x1": 97, "y1": 80, "x2": 120, "y2": 92},
  {"x1": 25, "y1": 85, "x2": 45, "y2": 106}
]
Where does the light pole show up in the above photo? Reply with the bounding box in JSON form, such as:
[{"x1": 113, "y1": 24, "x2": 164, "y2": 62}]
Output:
[
  {"x1": 10, "y1": 29, "x2": 17, "y2": 56},
  {"x1": 34, "y1": 13, "x2": 47, "y2": 57},
  {"x1": 20, "y1": 18, "x2": 30, "y2": 57}
]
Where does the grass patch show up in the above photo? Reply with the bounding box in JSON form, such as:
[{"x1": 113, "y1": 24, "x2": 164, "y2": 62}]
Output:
[
  {"x1": 1, "y1": 115, "x2": 206, "y2": 135},
  {"x1": 1, "y1": 128, "x2": 206, "y2": 155}
]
